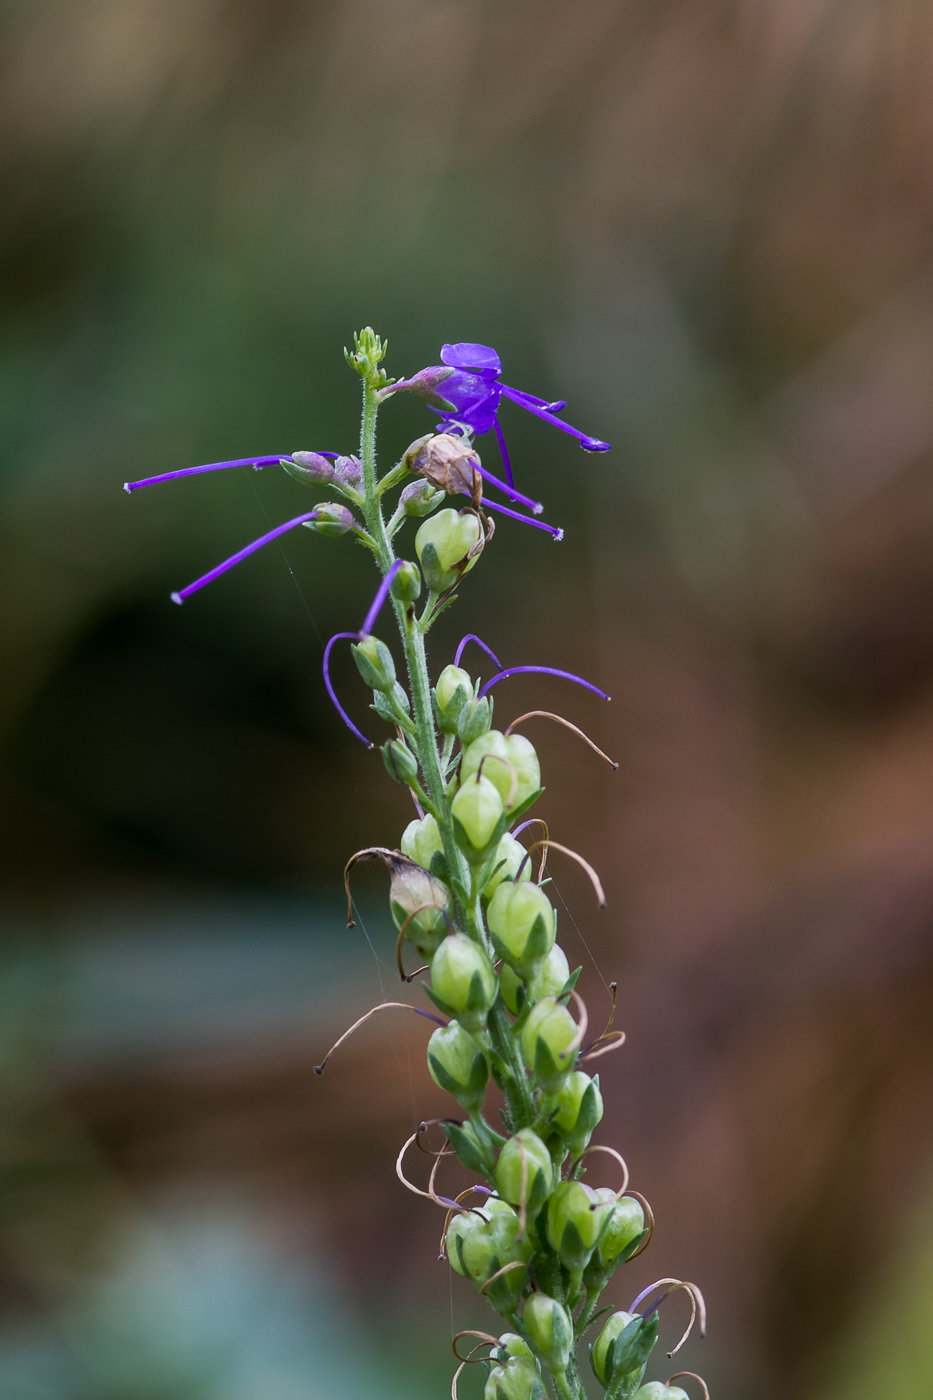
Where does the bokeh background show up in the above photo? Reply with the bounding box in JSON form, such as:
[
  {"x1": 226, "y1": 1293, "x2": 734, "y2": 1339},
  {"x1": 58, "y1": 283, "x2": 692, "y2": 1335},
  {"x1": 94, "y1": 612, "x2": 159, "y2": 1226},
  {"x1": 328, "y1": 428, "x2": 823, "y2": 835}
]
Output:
[{"x1": 3, "y1": 2, "x2": 933, "y2": 1397}]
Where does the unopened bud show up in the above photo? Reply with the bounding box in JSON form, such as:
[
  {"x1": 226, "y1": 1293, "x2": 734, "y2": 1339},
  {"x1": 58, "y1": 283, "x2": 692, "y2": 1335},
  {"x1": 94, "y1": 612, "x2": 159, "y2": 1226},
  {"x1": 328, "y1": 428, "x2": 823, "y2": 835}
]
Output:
[
  {"x1": 285, "y1": 452, "x2": 335, "y2": 484},
  {"x1": 411, "y1": 433, "x2": 481, "y2": 496},
  {"x1": 389, "y1": 863, "x2": 448, "y2": 958},
  {"x1": 415, "y1": 508, "x2": 482, "y2": 593},
  {"x1": 400, "y1": 479, "x2": 445, "y2": 518},
  {"x1": 483, "y1": 832, "x2": 533, "y2": 901},
  {"x1": 391, "y1": 560, "x2": 422, "y2": 606},
  {"x1": 430, "y1": 933, "x2": 498, "y2": 1033},
  {"x1": 552, "y1": 1070, "x2": 603, "y2": 1157},
  {"x1": 487, "y1": 882, "x2": 555, "y2": 978},
  {"x1": 591, "y1": 1313, "x2": 660, "y2": 1389},
  {"x1": 496, "y1": 1335, "x2": 535, "y2": 1364},
  {"x1": 427, "y1": 1022, "x2": 489, "y2": 1113},
  {"x1": 451, "y1": 774, "x2": 505, "y2": 856},
  {"x1": 458, "y1": 695, "x2": 493, "y2": 744},
  {"x1": 334, "y1": 454, "x2": 362, "y2": 487},
  {"x1": 585, "y1": 1192, "x2": 645, "y2": 1281},
  {"x1": 522, "y1": 1294, "x2": 573, "y2": 1371},
  {"x1": 546, "y1": 1181, "x2": 612, "y2": 1272},
  {"x1": 352, "y1": 635, "x2": 396, "y2": 691},
  {"x1": 500, "y1": 942, "x2": 569, "y2": 1015},
  {"x1": 382, "y1": 738, "x2": 419, "y2": 786},
  {"x1": 401, "y1": 813, "x2": 443, "y2": 870},
  {"x1": 633, "y1": 1386, "x2": 688, "y2": 1400},
  {"x1": 434, "y1": 664, "x2": 474, "y2": 734},
  {"x1": 305, "y1": 502, "x2": 356, "y2": 536},
  {"x1": 448, "y1": 1199, "x2": 530, "y2": 1313},
  {"x1": 484, "y1": 1358, "x2": 540, "y2": 1400},
  {"x1": 521, "y1": 996, "x2": 578, "y2": 1089},
  {"x1": 495, "y1": 1129, "x2": 553, "y2": 1212},
  {"x1": 461, "y1": 731, "x2": 541, "y2": 808}
]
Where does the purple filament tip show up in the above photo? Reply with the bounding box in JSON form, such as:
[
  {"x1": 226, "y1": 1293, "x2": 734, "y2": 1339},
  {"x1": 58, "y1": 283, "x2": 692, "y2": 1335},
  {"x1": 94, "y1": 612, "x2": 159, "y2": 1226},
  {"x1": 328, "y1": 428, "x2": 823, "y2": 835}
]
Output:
[
  {"x1": 481, "y1": 499, "x2": 563, "y2": 538},
  {"x1": 413, "y1": 1007, "x2": 448, "y2": 1028},
  {"x1": 360, "y1": 560, "x2": 403, "y2": 637},
  {"x1": 323, "y1": 632, "x2": 374, "y2": 748},
  {"x1": 499, "y1": 384, "x2": 610, "y2": 452},
  {"x1": 511, "y1": 820, "x2": 537, "y2": 838},
  {"x1": 170, "y1": 510, "x2": 320, "y2": 603},
  {"x1": 479, "y1": 666, "x2": 610, "y2": 701},
  {"x1": 472, "y1": 457, "x2": 542, "y2": 515},
  {"x1": 124, "y1": 454, "x2": 289, "y2": 493},
  {"x1": 454, "y1": 634, "x2": 504, "y2": 672}
]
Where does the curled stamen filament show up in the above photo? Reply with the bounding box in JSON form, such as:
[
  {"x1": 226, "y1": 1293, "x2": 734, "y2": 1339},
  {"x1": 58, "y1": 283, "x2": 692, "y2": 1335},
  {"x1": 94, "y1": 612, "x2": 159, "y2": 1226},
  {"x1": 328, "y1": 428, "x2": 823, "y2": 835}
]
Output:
[
  {"x1": 343, "y1": 846, "x2": 426, "y2": 927},
  {"x1": 565, "y1": 989, "x2": 589, "y2": 1059},
  {"x1": 314, "y1": 1002, "x2": 445, "y2": 1075},
  {"x1": 504, "y1": 711, "x2": 618, "y2": 769},
  {"x1": 621, "y1": 1189, "x2": 655, "y2": 1259},
  {"x1": 452, "y1": 1332, "x2": 499, "y2": 1364},
  {"x1": 475, "y1": 752, "x2": 518, "y2": 809},
  {"x1": 479, "y1": 1259, "x2": 528, "y2": 1295},
  {"x1": 511, "y1": 817, "x2": 549, "y2": 879},
  {"x1": 580, "y1": 1031, "x2": 626, "y2": 1064},
  {"x1": 439, "y1": 1187, "x2": 496, "y2": 1257},
  {"x1": 454, "y1": 633, "x2": 503, "y2": 672},
  {"x1": 396, "y1": 914, "x2": 443, "y2": 981},
  {"x1": 629, "y1": 1279, "x2": 707, "y2": 1355},
  {"x1": 397, "y1": 1122, "x2": 466, "y2": 1209},
  {"x1": 578, "y1": 1143, "x2": 629, "y2": 1199},
  {"x1": 517, "y1": 839, "x2": 606, "y2": 907},
  {"x1": 667, "y1": 1373, "x2": 710, "y2": 1400},
  {"x1": 479, "y1": 665, "x2": 609, "y2": 702}
]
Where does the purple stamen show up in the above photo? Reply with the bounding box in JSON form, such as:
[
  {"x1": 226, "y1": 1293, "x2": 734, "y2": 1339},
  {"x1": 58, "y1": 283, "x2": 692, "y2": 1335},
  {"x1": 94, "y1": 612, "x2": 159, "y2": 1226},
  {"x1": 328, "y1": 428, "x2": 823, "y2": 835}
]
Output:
[
  {"x1": 170, "y1": 510, "x2": 320, "y2": 604},
  {"x1": 124, "y1": 455, "x2": 290, "y2": 493},
  {"x1": 511, "y1": 820, "x2": 537, "y2": 838},
  {"x1": 471, "y1": 458, "x2": 541, "y2": 515},
  {"x1": 493, "y1": 417, "x2": 515, "y2": 489},
  {"x1": 414, "y1": 1007, "x2": 449, "y2": 1028},
  {"x1": 479, "y1": 666, "x2": 609, "y2": 701},
  {"x1": 480, "y1": 499, "x2": 563, "y2": 539},
  {"x1": 454, "y1": 634, "x2": 504, "y2": 671},
  {"x1": 360, "y1": 560, "x2": 404, "y2": 636},
  {"x1": 499, "y1": 385, "x2": 610, "y2": 451},
  {"x1": 323, "y1": 632, "x2": 374, "y2": 748}
]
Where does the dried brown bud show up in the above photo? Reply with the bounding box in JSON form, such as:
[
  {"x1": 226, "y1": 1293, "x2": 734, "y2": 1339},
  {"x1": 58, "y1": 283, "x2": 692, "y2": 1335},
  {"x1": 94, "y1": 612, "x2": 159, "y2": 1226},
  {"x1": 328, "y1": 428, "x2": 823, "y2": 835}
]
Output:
[{"x1": 411, "y1": 433, "x2": 482, "y2": 499}]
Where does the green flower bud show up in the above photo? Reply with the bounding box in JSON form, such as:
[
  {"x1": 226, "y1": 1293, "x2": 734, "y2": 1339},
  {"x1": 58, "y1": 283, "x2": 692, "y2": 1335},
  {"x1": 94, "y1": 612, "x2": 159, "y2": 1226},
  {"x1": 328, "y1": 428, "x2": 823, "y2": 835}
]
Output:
[
  {"x1": 591, "y1": 1312, "x2": 661, "y2": 1390},
  {"x1": 552, "y1": 1071, "x2": 603, "y2": 1157},
  {"x1": 522, "y1": 1294, "x2": 573, "y2": 1371},
  {"x1": 495, "y1": 1129, "x2": 553, "y2": 1211},
  {"x1": 496, "y1": 1335, "x2": 535, "y2": 1364},
  {"x1": 427, "y1": 1022, "x2": 489, "y2": 1113},
  {"x1": 429, "y1": 933, "x2": 498, "y2": 1033},
  {"x1": 633, "y1": 1386, "x2": 689, "y2": 1400},
  {"x1": 592, "y1": 1311, "x2": 637, "y2": 1386},
  {"x1": 546, "y1": 1181, "x2": 612, "y2": 1272},
  {"x1": 400, "y1": 479, "x2": 445, "y2": 517},
  {"x1": 461, "y1": 731, "x2": 541, "y2": 808},
  {"x1": 483, "y1": 832, "x2": 532, "y2": 901},
  {"x1": 389, "y1": 863, "x2": 448, "y2": 958},
  {"x1": 372, "y1": 680, "x2": 411, "y2": 726},
  {"x1": 484, "y1": 1358, "x2": 542, "y2": 1400},
  {"x1": 434, "y1": 664, "x2": 474, "y2": 734},
  {"x1": 415, "y1": 508, "x2": 482, "y2": 593},
  {"x1": 390, "y1": 560, "x2": 422, "y2": 606},
  {"x1": 451, "y1": 774, "x2": 504, "y2": 857},
  {"x1": 521, "y1": 996, "x2": 578, "y2": 1090},
  {"x1": 401, "y1": 813, "x2": 443, "y2": 871},
  {"x1": 501, "y1": 943, "x2": 570, "y2": 1015},
  {"x1": 352, "y1": 635, "x2": 396, "y2": 691},
  {"x1": 382, "y1": 738, "x2": 419, "y2": 786},
  {"x1": 306, "y1": 501, "x2": 356, "y2": 536},
  {"x1": 445, "y1": 1197, "x2": 510, "y2": 1275},
  {"x1": 586, "y1": 1192, "x2": 645, "y2": 1276},
  {"x1": 446, "y1": 1200, "x2": 531, "y2": 1313},
  {"x1": 487, "y1": 882, "x2": 556, "y2": 978},
  {"x1": 458, "y1": 695, "x2": 493, "y2": 744}
]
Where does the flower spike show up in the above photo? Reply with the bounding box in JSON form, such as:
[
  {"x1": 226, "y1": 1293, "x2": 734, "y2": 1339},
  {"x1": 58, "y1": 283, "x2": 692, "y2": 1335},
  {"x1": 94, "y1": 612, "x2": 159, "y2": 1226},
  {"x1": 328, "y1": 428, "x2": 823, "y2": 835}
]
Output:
[
  {"x1": 170, "y1": 510, "x2": 321, "y2": 603},
  {"x1": 480, "y1": 665, "x2": 609, "y2": 700}
]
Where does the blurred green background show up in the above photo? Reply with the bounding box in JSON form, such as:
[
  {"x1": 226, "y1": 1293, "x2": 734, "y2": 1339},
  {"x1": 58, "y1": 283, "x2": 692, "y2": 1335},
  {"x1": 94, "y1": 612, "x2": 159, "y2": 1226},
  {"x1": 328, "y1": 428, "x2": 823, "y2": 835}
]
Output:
[{"x1": 3, "y1": 2, "x2": 933, "y2": 1397}]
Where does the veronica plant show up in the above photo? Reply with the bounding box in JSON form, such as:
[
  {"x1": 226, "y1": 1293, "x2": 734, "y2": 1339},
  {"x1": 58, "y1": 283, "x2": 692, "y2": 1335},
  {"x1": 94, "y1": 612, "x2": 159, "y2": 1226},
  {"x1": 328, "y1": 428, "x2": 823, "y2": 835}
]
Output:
[{"x1": 126, "y1": 329, "x2": 708, "y2": 1400}]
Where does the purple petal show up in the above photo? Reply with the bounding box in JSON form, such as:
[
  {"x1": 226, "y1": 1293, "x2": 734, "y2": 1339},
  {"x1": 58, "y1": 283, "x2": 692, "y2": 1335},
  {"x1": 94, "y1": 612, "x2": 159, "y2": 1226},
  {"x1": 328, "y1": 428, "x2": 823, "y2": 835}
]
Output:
[
  {"x1": 454, "y1": 634, "x2": 504, "y2": 671},
  {"x1": 440, "y1": 343, "x2": 502, "y2": 378},
  {"x1": 125, "y1": 455, "x2": 289, "y2": 493},
  {"x1": 480, "y1": 499, "x2": 563, "y2": 539},
  {"x1": 493, "y1": 416, "x2": 515, "y2": 489},
  {"x1": 323, "y1": 633, "x2": 374, "y2": 747},
  {"x1": 432, "y1": 371, "x2": 501, "y2": 432},
  {"x1": 360, "y1": 559, "x2": 403, "y2": 636},
  {"x1": 170, "y1": 510, "x2": 320, "y2": 603},
  {"x1": 499, "y1": 385, "x2": 611, "y2": 451},
  {"x1": 479, "y1": 666, "x2": 609, "y2": 701}
]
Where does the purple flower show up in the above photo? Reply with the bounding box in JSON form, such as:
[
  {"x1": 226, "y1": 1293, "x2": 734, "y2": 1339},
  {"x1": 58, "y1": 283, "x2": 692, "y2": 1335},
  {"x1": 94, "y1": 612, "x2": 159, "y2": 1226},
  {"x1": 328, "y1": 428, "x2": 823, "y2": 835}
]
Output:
[{"x1": 391, "y1": 342, "x2": 610, "y2": 498}]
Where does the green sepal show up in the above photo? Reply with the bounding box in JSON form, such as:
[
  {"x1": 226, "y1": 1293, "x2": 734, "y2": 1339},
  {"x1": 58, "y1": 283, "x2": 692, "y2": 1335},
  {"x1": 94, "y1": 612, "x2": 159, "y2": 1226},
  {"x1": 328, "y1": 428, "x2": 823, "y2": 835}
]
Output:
[
  {"x1": 489, "y1": 909, "x2": 552, "y2": 973},
  {"x1": 534, "y1": 1032, "x2": 573, "y2": 1086},
  {"x1": 429, "y1": 850, "x2": 451, "y2": 882},
  {"x1": 558, "y1": 967, "x2": 582, "y2": 1002},
  {"x1": 441, "y1": 1121, "x2": 495, "y2": 1178},
  {"x1": 504, "y1": 786, "x2": 546, "y2": 828},
  {"x1": 422, "y1": 982, "x2": 455, "y2": 1018},
  {"x1": 467, "y1": 967, "x2": 496, "y2": 1012},
  {"x1": 557, "y1": 1220, "x2": 588, "y2": 1270}
]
